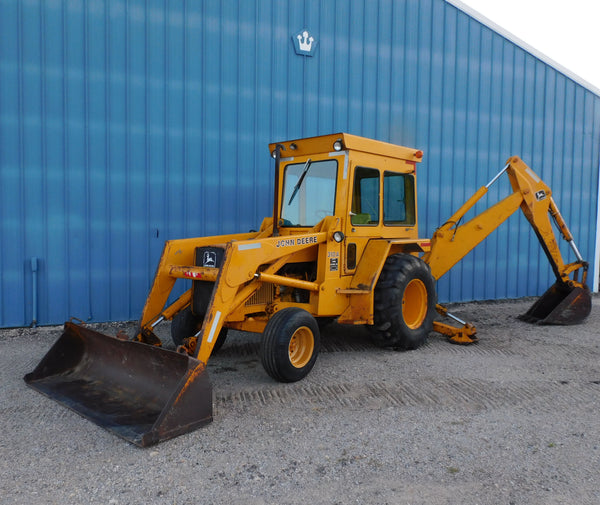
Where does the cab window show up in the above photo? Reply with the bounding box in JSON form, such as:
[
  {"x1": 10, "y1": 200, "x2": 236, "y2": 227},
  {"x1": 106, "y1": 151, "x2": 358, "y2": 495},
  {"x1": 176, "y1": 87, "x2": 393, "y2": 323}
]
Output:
[
  {"x1": 383, "y1": 172, "x2": 415, "y2": 225},
  {"x1": 281, "y1": 159, "x2": 338, "y2": 227},
  {"x1": 351, "y1": 167, "x2": 379, "y2": 225}
]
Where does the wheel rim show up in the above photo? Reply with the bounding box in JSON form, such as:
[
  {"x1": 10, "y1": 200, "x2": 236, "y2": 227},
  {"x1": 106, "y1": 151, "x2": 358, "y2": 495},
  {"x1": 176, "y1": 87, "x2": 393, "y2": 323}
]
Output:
[
  {"x1": 288, "y1": 326, "x2": 314, "y2": 368},
  {"x1": 402, "y1": 278, "x2": 428, "y2": 329}
]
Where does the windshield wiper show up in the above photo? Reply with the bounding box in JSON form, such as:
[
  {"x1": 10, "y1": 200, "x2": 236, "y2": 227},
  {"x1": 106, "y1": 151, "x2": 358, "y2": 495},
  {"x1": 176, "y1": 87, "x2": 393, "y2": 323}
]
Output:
[{"x1": 287, "y1": 158, "x2": 312, "y2": 206}]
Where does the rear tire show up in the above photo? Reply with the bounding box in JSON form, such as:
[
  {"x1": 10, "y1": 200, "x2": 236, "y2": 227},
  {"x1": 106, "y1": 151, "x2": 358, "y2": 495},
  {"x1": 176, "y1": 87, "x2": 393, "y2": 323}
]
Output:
[
  {"x1": 261, "y1": 308, "x2": 320, "y2": 383},
  {"x1": 171, "y1": 306, "x2": 228, "y2": 354},
  {"x1": 371, "y1": 254, "x2": 436, "y2": 350}
]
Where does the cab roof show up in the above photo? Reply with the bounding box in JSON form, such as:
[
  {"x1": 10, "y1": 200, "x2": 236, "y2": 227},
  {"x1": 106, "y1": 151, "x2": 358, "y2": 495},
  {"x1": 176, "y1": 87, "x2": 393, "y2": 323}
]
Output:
[{"x1": 269, "y1": 133, "x2": 423, "y2": 163}]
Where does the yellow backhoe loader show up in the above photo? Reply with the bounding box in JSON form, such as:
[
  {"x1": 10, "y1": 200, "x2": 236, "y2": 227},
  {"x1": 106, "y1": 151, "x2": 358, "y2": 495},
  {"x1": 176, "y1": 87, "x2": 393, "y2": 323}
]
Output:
[{"x1": 25, "y1": 133, "x2": 591, "y2": 446}]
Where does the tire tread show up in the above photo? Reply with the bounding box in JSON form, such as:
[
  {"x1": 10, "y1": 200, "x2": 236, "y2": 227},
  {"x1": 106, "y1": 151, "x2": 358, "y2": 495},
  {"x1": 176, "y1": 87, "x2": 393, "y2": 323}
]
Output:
[{"x1": 371, "y1": 254, "x2": 436, "y2": 350}]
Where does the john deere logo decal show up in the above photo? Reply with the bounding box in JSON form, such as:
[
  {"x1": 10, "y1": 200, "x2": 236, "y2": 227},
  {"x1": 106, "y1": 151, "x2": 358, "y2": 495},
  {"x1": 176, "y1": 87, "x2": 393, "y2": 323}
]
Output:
[{"x1": 203, "y1": 251, "x2": 217, "y2": 268}]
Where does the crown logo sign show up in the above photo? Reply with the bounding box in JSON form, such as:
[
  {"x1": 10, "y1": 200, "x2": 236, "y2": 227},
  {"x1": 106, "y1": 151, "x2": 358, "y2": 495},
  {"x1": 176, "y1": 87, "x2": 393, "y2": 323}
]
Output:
[
  {"x1": 297, "y1": 31, "x2": 314, "y2": 52},
  {"x1": 292, "y1": 28, "x2": 318, "y2": 56}
]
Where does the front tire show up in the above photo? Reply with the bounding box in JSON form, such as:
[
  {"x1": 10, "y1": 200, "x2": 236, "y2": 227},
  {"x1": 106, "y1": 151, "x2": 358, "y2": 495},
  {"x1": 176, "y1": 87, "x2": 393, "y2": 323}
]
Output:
[
  {"x1": 371, "y1": 254, "x2": 436, "y2": 350},
  {"x1": 261, "y1": 308, "x2": 320, "y2": 383}
]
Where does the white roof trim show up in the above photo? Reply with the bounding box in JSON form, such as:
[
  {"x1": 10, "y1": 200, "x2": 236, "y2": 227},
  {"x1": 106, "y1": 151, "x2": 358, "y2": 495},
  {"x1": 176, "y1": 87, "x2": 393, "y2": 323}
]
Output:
[
  {"x1": 595, "y1": 160, "x2": 600, "y2": 293},
  {"x1": 446, "y1": 0, "x2": 600, "y2": 97}
]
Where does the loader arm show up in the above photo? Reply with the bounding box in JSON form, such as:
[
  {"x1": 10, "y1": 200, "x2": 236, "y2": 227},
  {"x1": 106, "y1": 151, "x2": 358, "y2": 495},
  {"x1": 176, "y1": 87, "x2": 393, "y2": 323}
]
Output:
[
  {"x1": 134, "y1": 230, "x2": 263, "y2": 344},
  {"x1": 136, "y1": 216, "x2": 344, "y2": 359},
  {"x1": 423, "y1": 156, "x2": 590, "y2": 326},
  {"x1": 191, "y1": 216, "x2": 345, "y2": 363}
]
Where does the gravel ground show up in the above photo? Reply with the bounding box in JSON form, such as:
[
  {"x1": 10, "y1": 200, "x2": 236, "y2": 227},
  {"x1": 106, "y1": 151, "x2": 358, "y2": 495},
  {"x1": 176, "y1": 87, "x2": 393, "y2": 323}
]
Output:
[{"x1": 1, "y1": 296, "x2": 599, "y2": 505}]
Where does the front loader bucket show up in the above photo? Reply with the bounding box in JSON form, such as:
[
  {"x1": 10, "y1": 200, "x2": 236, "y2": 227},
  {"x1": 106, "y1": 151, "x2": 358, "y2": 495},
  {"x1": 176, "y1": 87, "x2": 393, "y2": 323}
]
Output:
[
  {"x1": 24, "y1": 322, "x2": 212, "y2": 447},
  {"x1": 519, "y1": 282, "x2": 592, "y2": 325}
]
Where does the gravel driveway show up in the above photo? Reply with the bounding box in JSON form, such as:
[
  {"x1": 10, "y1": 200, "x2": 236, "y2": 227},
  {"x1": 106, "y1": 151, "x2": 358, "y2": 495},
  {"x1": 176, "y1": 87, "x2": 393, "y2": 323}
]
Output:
[{"x1": 1, "y1": 296, "x2": 599, "y2": 504}]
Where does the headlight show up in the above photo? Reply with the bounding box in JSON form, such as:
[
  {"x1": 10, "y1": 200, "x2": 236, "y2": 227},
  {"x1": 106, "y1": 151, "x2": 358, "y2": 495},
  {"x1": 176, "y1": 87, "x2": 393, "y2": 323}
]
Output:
[
  {"x1": 332, "y1": 231, "x2": 345, "y2": 243},
  {"x1": 333, "y1": 139, "x2": 344, "y2": 151}
]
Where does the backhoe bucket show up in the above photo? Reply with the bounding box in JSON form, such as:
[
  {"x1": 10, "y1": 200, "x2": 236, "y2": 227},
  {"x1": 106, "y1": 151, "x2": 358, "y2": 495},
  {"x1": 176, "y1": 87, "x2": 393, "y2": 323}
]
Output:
[
  {"x1": 24, "y1": 322, "x2": 212, "y2": 447},
  {"x1": 519, "y1": 282, "x2": 591, "y2": 325}
]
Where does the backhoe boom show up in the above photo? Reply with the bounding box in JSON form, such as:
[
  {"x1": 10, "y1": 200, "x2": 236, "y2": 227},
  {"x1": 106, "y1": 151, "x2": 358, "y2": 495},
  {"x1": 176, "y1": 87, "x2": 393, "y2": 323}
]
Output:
[
  {"x1": 423, "y1": 157, "x2": 587, "y2": 284},
  {"x1": 423, "y1": 156, "x2": 590, "y2": 328}
]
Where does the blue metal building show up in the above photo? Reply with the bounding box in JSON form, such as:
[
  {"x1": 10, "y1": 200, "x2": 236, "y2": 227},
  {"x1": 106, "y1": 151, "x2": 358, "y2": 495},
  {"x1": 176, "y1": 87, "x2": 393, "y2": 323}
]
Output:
[{"x1": 2, "y1": 0, "x2": 599, "y2": 327}]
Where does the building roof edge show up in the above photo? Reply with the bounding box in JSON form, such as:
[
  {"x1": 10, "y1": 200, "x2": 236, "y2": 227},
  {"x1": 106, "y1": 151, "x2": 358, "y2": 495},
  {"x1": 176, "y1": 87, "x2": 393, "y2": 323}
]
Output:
[{"x1": 446, "y1": 0, "x2": 600, "y2": 98}]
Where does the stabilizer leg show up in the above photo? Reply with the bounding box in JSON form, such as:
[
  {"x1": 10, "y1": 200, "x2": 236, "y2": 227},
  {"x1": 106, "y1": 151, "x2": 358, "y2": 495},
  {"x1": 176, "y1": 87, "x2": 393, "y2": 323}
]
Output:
[{"x1": 433, "y1": 304, "x2": 479, "y2": 345}]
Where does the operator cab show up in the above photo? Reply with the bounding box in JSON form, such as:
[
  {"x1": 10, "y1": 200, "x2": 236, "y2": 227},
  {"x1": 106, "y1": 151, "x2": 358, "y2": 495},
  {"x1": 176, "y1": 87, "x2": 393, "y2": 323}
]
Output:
[
  {"x1": 271, "y1": 133, "x2": 423, "y2": 238},
  {"x1": 271, "y1": 133, "x2": 424, "y2": 276}
]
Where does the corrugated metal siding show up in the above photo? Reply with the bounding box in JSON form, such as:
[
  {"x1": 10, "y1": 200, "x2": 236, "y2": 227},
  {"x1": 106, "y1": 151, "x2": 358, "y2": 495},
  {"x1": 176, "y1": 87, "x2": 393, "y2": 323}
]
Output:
[{"x1": 1, "y1": 0, "x2": 599, "y2": 327}]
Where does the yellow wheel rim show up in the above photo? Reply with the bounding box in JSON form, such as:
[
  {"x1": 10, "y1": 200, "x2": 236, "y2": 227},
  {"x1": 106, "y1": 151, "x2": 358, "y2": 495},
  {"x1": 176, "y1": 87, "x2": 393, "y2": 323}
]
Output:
[
  {"x1": 288, "y1": 326, "x2": 314, "y2": 368},
  {"x1": 402, "y1": 279, "x2": 428, "y2": 329}
]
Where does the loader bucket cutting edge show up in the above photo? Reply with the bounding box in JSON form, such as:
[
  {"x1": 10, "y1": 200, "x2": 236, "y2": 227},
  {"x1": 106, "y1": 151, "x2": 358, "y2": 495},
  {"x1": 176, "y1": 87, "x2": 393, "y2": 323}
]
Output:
[
  {"x1": 519, "y1": 282, "x2": 592, "y2": 325},
  {"x1": 24, "y1": 322, "x2": 213, "y2": 447}
]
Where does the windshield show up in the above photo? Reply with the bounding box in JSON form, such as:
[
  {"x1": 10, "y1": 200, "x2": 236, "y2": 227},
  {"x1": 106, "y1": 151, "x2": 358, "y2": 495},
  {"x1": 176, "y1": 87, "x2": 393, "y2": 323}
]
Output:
[{"x1": 280, "y1": 159, "x2": 338, "y2": 226}]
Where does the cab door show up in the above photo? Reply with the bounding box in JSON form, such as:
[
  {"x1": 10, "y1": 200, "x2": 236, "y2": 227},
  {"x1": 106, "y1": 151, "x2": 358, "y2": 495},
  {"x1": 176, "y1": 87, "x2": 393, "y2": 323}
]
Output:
[
  {"x1": 343, "y1": 162, "x2": 417, "y2": 275},
  {"x1": 343, "y1": 164, "x2": 382, "y2": 274}
]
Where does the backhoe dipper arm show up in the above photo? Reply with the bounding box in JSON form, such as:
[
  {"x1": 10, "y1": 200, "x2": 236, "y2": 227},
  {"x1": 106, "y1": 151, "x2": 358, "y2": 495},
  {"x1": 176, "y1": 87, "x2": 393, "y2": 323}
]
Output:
[{"x1": 422, "y1": 156, "x2": 588, "y2": 286}]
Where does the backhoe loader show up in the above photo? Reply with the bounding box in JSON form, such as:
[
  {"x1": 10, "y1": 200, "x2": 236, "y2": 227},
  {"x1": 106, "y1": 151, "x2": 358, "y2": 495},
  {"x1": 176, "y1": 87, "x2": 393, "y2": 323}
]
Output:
[{"x1": 25, "y1": 133, "x2": 591, "y2": 446}]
